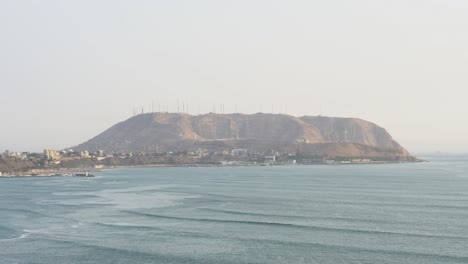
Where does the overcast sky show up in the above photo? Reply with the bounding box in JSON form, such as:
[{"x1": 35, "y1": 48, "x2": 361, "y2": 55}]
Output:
[{"x1": 1, "y1": 0, "x2": 467, "y2": 153}]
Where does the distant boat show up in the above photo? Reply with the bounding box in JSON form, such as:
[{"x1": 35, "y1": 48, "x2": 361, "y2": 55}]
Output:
[{"x1": 73, "y1": 172, "x2": 94, "y2": 177}]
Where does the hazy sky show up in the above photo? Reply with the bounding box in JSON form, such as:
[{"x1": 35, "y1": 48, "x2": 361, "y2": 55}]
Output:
[{"x1": 1, "y1": 0, "x2": 467, "y2": 153}]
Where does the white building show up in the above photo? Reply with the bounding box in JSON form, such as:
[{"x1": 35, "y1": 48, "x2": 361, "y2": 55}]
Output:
[
  {"x1": 44, "y1": 149, "x2": 61, "y2": 160},
  {"x1": 231, "y1": 149, "x2": 248, "y2": 156},
  {"x1": 265, "y1": 155, "x2": 276, "y2": 163}
]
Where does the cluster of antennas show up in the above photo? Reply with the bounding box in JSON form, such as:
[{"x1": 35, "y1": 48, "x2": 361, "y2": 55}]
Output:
[{"x1": 131, "y1": 100, "x2": 298, "y2": 117}]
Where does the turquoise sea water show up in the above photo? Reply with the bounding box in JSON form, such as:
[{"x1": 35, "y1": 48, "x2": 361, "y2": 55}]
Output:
[{"x1": 1, "y1": 156, "x2": 468, "y2": 264}]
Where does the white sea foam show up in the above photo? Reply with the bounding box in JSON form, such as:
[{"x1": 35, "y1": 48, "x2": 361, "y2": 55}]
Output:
[
  {"x1": 23, "y1": 228, "x2": 49, "y2": 234},
  {"x1": 1, "y1": 232, "x2": 31, "y2": 242},
  {"x1": 102, "y1": 180, "x2": 128, "y2": 185},
  {"x1": 71, "y1": 222, "x2": 84, "y2": 229},
  {"x1": 95, "y1": 188, "x2": 196, "y2": 209},
  {"x1": 52, "y1": 185, "x2": 197, "y2": 209}
]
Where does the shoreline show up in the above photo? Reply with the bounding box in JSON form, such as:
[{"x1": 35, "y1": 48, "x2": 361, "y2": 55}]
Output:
[
  {"x1": 0, "y1": 167, "x2": 102, "y2": 178},
  {"x1": 0, "y1": 160, "x2": 423, "y2": 178}
]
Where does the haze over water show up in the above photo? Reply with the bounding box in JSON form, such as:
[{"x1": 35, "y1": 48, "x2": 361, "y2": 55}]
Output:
[{"x1": 1, "y1": 156, "x2": 467, "y2": 264}]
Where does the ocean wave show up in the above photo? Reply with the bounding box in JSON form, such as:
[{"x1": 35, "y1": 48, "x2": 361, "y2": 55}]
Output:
[
  {"x1": 71, "y1": 222, "x2": 84, "y2": 229},
  {"x1": 225, "y1": 235, "x2": 468, "y2": 262},
  {"x1": 52, "y1": 193, "x2": 100, "y2": 198},
  {"x1": 52, "y1": 186, "x2": 197, "y2": 210},
  {"x1": 23, "y1": 228, "x2": 50, "y2": 235},
  {"x1": 312, "y1": 199, "x2": 468, "y2": 211},
  {"x1": 0, "y1": 232, "x2": 31, "y2": 242},
  {"x1": 123, "y1": 210, "x2": 468, "y2": 240},
  {"x1": 0, "y1": 208, "x2": 47, "y2": 217},
  {"x1": 200, "y1": 207, "x2": 310, "y2": 219},
  {"x1": 166, "y1": 230, "x2": 468, "y2": 262},
  {"x1": 0, "y1": 227, "x2": 32, "y2": 242},
  {"x1": 200, "y1": 208, "x2": 397, "y2": 224},
  {"x1": 37, "y1": 230, "x2": 468, "y2": 263},
  {"x1": 37, "y1": 237, "x2": 242, "y2": 264},
  {"x1": 102, "y1": 180, "x2": 128, "y2": 185},
  {"x1": 0, "y1": 233, "x2": 31, "y2": 242},
  {"x1": 92, "y1": 222, "x2": 163, "y2": 232}
]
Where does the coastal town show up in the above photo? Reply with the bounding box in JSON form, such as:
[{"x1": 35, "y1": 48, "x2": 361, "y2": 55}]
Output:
[{"x1": 0, "y1": 147, "x2": 405, "y2": 177}]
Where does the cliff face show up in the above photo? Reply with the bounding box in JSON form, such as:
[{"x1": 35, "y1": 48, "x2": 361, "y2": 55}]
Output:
[
  {"x1": 72, "y1": 113, "x2": 411, "y2": 157},
  {"x1": 0, "y1": 157, "x2": 36, "y2": 172},
  {"x1": 299, "y1": 116, "x2": 408, "y2": 155}
]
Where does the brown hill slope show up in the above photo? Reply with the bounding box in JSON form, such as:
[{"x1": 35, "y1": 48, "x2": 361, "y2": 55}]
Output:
[
  {"x1": 0, "y1": 157, "x2": 37, "y2": 173},
  {"x1": 72, "y1": 113, "x2": 411, "y2": 158}
]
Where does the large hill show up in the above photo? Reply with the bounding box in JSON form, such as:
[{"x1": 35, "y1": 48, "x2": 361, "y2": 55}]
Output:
[{"x1": 72, "y1": 113, "x2": 412, "y2": 158}]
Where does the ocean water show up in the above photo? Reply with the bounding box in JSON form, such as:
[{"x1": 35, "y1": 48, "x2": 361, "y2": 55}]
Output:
[{"x1": 1, "y1": 156, "x2": 468, "y2": 264}]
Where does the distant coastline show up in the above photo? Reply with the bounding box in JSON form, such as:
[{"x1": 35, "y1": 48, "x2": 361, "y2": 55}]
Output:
[
  {"x1": 2, "y1": 112, "x2": 420, "y2": 177},
  {"x1": 0, "y1": 158, "x2": 422, "y2": 178}
]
